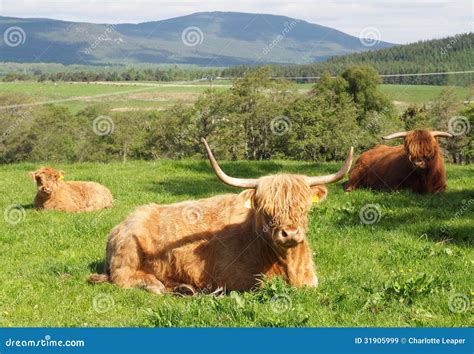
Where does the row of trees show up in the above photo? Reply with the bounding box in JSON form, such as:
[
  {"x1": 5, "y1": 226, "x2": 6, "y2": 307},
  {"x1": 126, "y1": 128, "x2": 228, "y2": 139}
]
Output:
[
  {"x1": 1, "y1": 66, "x2": 221, "y2": 83},
  {"x1": 0, "y1": 66, "x2": 472, "y2": 164}
]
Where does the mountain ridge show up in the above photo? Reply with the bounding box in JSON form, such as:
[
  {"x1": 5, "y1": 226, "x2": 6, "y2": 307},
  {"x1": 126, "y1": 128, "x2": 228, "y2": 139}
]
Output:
[{"x1": 0, "y1": 12, "x2": 395, "y2": 66}]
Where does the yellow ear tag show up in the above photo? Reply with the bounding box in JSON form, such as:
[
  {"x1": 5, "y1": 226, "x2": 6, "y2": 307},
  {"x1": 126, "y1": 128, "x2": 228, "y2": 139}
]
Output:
[
  {"x1": 311, "y1": 195, "x2": 319, "y2": 204},
  {"x1": 58, "y1": 176, "x2": 64, "y2": 181},
  {"x1": 244, "y1": 197, "x2": 253, "y2": 209}
]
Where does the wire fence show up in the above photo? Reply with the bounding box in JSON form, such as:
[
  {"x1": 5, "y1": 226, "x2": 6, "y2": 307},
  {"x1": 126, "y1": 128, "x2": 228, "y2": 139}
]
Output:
[{"x1": 204, "y1": 70, "x2": 474, "y2": 82}]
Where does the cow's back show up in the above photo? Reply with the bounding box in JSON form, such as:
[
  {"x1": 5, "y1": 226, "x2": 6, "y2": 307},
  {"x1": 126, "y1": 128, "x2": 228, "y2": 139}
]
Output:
[
  {"x1": 35, "y1": 181, "x2": 111, "y2": 211},
  {"x1": 63, "y1": 181, "x2": 113, "y2": 211},
  {"x1": 104, "y1": 193, "x2": 253, "y2": 287},
  {"x1": 347, "y1": 145, "x2": 413, "y2": 190}
]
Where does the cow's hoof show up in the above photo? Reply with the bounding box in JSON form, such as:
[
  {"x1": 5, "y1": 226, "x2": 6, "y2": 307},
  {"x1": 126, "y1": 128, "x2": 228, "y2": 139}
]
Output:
[
  {"x1": 343, "y1": 184, "x2": 353, "y2": 192},
  {"x1": 145, "y1": 283, "x2": 166, "y2": 295},
  {"x1": 173, "y1": 284, "x2": 196, "y2": 296}
]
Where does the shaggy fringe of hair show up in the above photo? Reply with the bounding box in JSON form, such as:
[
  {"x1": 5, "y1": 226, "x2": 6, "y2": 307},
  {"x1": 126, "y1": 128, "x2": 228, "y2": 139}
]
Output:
[
  {"x1": 253, "y1": 174, "x2": 311, "y2": 226},
  {"x1": 404, "y1": 130, "x2": 439, "y2": 161}
]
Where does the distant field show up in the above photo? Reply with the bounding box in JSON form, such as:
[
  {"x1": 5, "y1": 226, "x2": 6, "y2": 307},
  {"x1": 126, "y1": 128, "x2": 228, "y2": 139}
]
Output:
[
  {"x1": 0, "y1": 81, "x2": 471, "y2": 113},
  {"x1": 379, "y1": 85, "x2": 471, "y2": 104},
  {"x1": 0, "y1": 81, "x2": 227, "y2": 113}
]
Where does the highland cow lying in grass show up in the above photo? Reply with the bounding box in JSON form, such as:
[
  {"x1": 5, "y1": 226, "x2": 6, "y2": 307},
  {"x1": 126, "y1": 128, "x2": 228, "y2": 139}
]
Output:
[
  {"x1": 344, "y1": 129, "x2": 453, "y2": 193},
  {"x1": 89, "y1": 139, "x2": 353, "y2": 295},
  {"x1": 29, "y1": 167, "x2": 113, "y2": 212}
]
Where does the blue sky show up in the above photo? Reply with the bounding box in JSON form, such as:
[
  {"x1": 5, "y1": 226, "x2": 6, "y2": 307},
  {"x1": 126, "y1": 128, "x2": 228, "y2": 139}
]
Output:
[{"x1": 0, "y1": 0, "x2": 472, "y2": 44}]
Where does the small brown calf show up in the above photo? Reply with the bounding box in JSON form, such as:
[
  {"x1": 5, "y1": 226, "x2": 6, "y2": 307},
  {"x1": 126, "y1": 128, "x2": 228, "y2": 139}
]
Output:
[{"x1": 29, "y1": 167, "x2": 113, "y2": 212}]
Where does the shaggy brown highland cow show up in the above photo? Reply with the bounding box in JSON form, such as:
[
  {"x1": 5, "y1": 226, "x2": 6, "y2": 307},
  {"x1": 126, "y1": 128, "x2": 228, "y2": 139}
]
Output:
[
  {"x1": 29, "y1": 167, "x2": 113, "y2": 212},
  {"x1": 344, "y1": 129, "x2": 453, "y2": 193},
  {"x1": 89, "y1": 139, "x2": 353, "y2": 294}
]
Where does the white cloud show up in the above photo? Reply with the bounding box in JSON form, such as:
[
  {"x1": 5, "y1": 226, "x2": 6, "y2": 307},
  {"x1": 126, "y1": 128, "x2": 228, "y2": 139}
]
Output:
[{"x1": 0, "y1": 0, "x2": 471, "y2": 43}]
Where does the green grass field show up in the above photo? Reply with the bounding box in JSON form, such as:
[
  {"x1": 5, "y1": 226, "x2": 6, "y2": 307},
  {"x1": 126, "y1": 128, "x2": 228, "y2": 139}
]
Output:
[
  {"x1": 0, "y1": 161, "x2": 472, "y2": 327},
  {"x1": 0, "y1": 82, "x2": 470, "y2": 113},
  {"x1": 0, "y1": 82, "x2": 228, "y2": 113},
  {"x1": 379, "y1": 85, "x2": 471, "y2": 104}
]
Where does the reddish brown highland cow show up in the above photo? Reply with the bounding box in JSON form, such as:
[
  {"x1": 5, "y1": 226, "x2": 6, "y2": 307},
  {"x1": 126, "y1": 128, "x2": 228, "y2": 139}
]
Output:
[
  {"x1": 344, "y1": 129, "x2": 453, "y2": 193},
  {"x1": 89, "y1": 139, "x2": 354, "y2": 294},
  {"x1": 29, "y1": 167, "x2": 113, "y2": 212}
]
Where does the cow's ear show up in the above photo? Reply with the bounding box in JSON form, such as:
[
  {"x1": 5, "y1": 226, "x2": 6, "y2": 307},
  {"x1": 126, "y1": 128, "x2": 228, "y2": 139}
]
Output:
[
  {"x1": 238, "y1": 189, "x2": 256, "y2": 209},
  {"x1": 58, "y1": 170, "x2": 65, "y2": 180},
  {"x1": 310, "y1": 185, "x2": 328, "y2": 204},
  {"x1": 28, "y1": 171, "x2": 36, "y2": 180}
]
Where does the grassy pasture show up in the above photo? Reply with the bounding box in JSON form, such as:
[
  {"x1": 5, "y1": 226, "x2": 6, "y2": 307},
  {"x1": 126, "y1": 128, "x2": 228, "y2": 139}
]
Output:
[
  {"x1": 0, "y1": 81, "x2": 228, "y2": 113},
  {"x1": 378, "y1": 85, "x2": 472, "y2": 104},
  {"x1": 0, "y1": 161, "x2": 472, "y2": 327}
]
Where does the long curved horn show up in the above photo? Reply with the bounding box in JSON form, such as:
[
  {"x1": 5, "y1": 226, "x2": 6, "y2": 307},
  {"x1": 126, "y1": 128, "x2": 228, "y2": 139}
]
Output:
[
  {"x1": 382, "y1": 131, "x2": 408, "y2": 140},
  {"x1": 202, "y1": 138, "x2": 258, "y2": 189},
  {"x1": 305, "y1": 147, "x2": 354, "y2": 186},
  {"x1": 430, "y1": 131, "x2": 453, "y2": 138}
]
